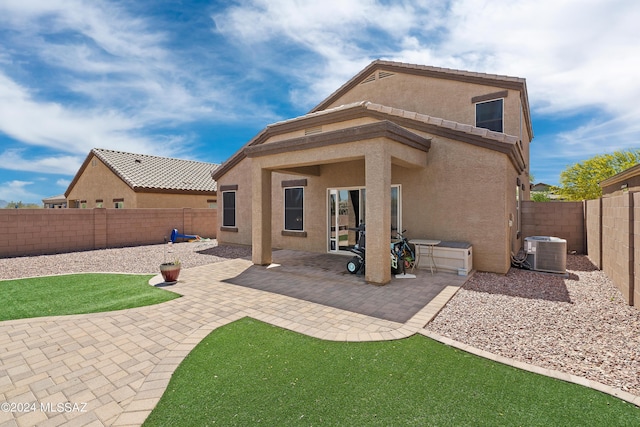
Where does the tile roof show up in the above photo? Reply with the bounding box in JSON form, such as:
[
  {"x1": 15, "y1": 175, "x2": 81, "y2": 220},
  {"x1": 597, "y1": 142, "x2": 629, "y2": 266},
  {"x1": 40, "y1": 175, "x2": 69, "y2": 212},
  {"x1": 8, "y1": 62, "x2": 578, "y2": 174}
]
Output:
[{"x1": 92, "y1": 148, "x2": 219, "y2": 192}]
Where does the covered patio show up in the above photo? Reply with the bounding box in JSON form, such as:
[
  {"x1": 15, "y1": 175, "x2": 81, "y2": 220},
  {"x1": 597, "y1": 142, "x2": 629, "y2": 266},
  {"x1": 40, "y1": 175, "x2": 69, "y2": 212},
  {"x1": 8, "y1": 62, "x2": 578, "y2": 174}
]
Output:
[
  {"x1": 222, "y1": 249, "x2": 470, "y2": 323},
  {"x1": 246, "y1": 120, "x2": 431, "y2": 285}
]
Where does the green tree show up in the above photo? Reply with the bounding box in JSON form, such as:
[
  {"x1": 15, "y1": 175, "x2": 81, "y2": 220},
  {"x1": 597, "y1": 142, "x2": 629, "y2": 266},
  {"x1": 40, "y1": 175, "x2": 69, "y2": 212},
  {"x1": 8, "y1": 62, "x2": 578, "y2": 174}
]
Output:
[
  {"x1": 531, "y1": 191, "x2": 551, "y2": 202},
  {"x1": 3, "y1": 201, "x2": 42, "y2": 209},
  {"x1": 552, "y1": 149, "x2": 640, "y2": 201}
]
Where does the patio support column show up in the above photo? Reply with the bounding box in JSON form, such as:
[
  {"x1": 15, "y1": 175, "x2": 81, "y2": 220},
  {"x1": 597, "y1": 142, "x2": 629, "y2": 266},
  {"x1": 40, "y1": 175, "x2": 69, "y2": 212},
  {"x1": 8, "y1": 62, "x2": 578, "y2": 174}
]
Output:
[
  {"x1": 252, "y1": 164, "x2": 272, "y2": 265},
  {"x1": 365, "y1": 142, "x2": 392, "y2": 285}
]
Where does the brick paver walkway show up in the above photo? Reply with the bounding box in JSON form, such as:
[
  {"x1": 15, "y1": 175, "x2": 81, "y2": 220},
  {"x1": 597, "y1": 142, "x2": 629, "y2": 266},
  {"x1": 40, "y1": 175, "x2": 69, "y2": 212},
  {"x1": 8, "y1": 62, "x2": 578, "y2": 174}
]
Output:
[{"x1": 0, "y1": 257, "x2": 463, "y2": 426}]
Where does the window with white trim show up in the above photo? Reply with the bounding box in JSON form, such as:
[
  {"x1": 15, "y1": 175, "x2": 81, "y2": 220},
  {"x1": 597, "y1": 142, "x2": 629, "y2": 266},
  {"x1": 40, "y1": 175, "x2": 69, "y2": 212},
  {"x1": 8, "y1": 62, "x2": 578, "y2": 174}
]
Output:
[
  {"x1": 284, "y1": 187, "x2": 304, "y2": 231},
  {"x1": 222, "y1": 191, "x2": 236, "y2": 227},
  {"x1": 475, "y1": 98, "x2": 503, "y2": 132}
]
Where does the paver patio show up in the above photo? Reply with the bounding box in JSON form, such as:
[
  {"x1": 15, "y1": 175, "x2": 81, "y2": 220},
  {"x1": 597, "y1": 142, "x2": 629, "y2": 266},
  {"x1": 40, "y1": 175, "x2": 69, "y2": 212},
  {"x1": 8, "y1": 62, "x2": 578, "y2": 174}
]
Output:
[{"x1": 0, "y1": 252, "x2": 466, "y2": 426}]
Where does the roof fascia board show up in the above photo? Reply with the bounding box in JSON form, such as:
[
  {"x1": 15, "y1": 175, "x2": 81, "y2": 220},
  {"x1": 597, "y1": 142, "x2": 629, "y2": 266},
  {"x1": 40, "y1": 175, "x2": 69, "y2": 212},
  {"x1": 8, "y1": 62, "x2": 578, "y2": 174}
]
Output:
[
  {"x1": 600, "y1": 164, "x2": 640, "y2": 188},
  {"x1": 244, "y1": 121, "x2": 431, "y2": 159},
  {"x1": 134, "y1": 188, "x2": 215, "y2": 195},
  {"x1": 64, "y1": 151, "x2": 94, "y2": 198}
]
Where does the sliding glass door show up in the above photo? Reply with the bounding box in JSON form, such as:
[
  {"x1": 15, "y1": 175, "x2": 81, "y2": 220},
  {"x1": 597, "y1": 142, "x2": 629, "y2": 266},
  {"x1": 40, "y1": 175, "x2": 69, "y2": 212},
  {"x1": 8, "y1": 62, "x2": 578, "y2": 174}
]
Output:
[{"x1": 328, "y1": 186, "x2": 400, "y2": 253}]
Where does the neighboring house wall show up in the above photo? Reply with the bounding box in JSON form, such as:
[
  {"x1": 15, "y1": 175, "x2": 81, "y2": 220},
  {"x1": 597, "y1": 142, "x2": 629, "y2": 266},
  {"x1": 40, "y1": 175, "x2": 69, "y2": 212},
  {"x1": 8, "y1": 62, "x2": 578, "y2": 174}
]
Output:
[
  {"x1": 135, "y1": 192, "x2": 216, "y2": 209},
  {"x1": 0, "y1": 208, "x2": 216, "y2": 258},
  {"x1": 600, "y1": 164, "x2": 640, "y2": 197},
  {"x1": 67, "y1": 155, "x2": 137, "y2": 208},
  {"x1": 602, "y1": 175, "x2": 640, "y2": 197}
]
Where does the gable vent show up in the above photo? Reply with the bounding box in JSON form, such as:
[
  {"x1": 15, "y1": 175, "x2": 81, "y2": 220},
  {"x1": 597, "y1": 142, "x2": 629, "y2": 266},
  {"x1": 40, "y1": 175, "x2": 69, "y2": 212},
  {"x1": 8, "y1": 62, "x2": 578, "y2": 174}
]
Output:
[
  {"x1": 378, "y1": 71, "x2": 395, "y2": 79},
  {"x1": 304, "y1": 126, "x2": 322, "y2": 135},
  {"x1": 360, "y1": 73, "x2": 376, "y2": 84}
]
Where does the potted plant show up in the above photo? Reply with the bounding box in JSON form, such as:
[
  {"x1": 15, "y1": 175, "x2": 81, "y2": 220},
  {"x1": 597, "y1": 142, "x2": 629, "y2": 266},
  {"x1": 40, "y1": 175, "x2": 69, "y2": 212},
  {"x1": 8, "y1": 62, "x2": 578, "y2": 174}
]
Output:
[{"x1": 160, "y1": 258, "x2": 181, "y2": 283}]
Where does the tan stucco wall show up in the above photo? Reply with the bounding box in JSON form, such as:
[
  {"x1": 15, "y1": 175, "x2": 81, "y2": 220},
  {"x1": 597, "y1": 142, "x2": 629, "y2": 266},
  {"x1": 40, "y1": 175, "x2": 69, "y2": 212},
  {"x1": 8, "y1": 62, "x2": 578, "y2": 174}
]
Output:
[
  {"x1": 323, "y1": 71, "x2": 532, "y2": 203},
  {"x1": 216, "y1": 156, "x2": 253, "y2": 246},
  {"x1": 135, "y1": 192, "x2": 215, "y2": 209},
  {"x1": 66, "y1": 156, "x2": 138, "y2": 208},
  {"x1": 217, "y1": 131, "x2": 515, "y2": 274},
  {"x1": 324, "y1": 72, "x2": 527, "y2": 142},
  {"x1": 66, "y1": 155, "x2": 215, "y2": 209}
]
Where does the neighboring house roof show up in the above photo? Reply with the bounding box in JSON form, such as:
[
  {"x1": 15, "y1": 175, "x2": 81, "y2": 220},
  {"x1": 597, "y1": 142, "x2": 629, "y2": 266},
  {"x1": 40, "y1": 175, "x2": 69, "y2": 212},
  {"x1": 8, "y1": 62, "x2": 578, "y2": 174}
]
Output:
[
  {"x1": 42, "y1": 194, "x2": 66, "y2": 203},
  {"x1": 66, "y1": 148, "x2": 219, "y2": 197},
  {"x1": 531, "y1": 182, "x2": 552, "y2": 192},
  {"x1": 599, "y1": 163, "x2": 640, "y2": 188},
  {"x1": 309, "y1": 60, "x2": 533, "y2": 140},
  {"x1": 212, "y1": 100, "x2": 526, "y2": 181}
]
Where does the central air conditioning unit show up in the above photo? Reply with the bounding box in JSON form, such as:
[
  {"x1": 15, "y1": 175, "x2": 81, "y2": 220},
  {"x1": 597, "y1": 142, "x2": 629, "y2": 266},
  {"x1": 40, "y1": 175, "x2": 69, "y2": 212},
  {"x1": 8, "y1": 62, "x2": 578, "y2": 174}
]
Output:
[{"x1": 524, "y1": 236, "x2": 567, "y2": 274}]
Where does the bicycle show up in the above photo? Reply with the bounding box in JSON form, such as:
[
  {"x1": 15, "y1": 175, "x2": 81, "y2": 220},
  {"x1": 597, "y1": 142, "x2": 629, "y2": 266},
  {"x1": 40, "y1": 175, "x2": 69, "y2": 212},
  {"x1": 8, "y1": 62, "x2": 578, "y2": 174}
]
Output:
[{"x1": 391, "y1": 230, "x2": 416, "y2": 275}]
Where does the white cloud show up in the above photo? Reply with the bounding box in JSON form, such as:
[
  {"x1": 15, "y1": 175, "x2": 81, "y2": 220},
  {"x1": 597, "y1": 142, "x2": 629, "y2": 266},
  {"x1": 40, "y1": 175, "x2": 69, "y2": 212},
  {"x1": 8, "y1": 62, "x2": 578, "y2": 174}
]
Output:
[
  {"x1": 0, "y1": 149, "x2": 83, "y2": 175},
  {"x1": 215, "y1": 0, "x2": 640, "y2": 118},
  {"x1": 213, "y1": 0, "x2": 450, "y2": 106},
  {"x1": 56, "y1": 178, "x2": 70, "y2": 187},
  {"x1": 0, "y1": 180, "x2": 38, "y2": 202},
  {"x1": 214, "y1": 0, "x2": 640, "y2": 174},
  {"x1": 0, "y1": 0, "x2": 244, "y2": 161},
  {"x1": 0, "y1": 73, "x2": 163, "y2": 156}
]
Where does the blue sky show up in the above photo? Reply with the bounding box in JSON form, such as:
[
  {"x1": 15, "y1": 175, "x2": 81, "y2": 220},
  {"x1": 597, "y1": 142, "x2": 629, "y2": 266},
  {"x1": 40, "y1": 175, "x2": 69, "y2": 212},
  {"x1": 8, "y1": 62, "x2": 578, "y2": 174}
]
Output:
[{"x1": 0, "y1": 0, "x2": 639, "y2": 204}]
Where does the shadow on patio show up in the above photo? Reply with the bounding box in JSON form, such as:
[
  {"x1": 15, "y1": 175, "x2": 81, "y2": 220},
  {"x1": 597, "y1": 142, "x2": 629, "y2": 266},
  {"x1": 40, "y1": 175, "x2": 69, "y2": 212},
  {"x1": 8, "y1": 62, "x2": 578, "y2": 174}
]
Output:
[{"x1": 222, "y1": 249, "x2": 470, "y2": 323}]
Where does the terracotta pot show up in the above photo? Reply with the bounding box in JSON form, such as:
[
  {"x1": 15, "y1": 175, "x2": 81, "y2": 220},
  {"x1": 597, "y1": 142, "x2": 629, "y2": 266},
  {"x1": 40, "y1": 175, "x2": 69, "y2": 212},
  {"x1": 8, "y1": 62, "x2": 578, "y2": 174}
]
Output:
[{"x1": 160, "y1": 263, "x2": 181, "y2": 283}]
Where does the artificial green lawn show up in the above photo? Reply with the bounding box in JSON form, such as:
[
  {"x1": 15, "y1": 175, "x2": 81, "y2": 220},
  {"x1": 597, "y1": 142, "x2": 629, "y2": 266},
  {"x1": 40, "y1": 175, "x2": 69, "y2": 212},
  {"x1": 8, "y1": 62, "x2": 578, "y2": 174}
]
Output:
[
  {"x1": 144, "y1": 318, "x2": 640, "y2": 427},
  {"x1": 0, "y1": 273, "x2": 179, "y2": 321}
]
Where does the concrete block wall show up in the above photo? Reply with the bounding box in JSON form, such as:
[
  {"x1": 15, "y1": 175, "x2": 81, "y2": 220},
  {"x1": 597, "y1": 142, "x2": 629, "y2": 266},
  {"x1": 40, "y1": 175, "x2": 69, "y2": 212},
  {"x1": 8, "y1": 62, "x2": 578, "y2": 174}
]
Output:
[
  {"x1": 521, "y1": 201, "x2": 585, "y2": 254},
  {"x1": 585, "y1": 199, "x2": 602, "y2": 268},
  {"x1": 0, "y1": 208, "x2": 216, "y2": 258},
  {"x1": 601, "y1": 193, "x2": 634, "y2": 305},
  {"x1": 634, "y1": 193, "x2": 640, "y2": 307},
  {"x1": 587, "y1": 192, "x2": 637, "y2": 307}
]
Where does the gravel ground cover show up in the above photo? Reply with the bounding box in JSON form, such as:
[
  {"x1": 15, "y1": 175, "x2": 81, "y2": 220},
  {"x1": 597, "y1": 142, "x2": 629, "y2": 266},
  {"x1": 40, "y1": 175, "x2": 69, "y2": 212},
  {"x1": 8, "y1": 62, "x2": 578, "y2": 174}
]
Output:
[
  {"x1": 427, "y1": 255, "x2": 640, "y2": 397},
  {"x1": 0, "y1": 241, "x2": 251, "y2": 280}
]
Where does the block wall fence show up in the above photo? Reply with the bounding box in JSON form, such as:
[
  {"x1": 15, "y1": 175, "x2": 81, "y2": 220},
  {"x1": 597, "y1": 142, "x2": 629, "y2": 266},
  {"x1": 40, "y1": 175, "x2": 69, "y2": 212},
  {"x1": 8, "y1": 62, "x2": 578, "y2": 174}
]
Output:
[
  {"x1": 521, "y1": 200, "x2": 586, "y2": 254},
  {"x1": 522, "y1": 197, "x2": 638, "y2": 308},
  {"x1": 0, "y1": 208, "x2": 217, "y2": 258},
  {"x1": 1, "y1": 199, "x2": 637, "y2": 308}
]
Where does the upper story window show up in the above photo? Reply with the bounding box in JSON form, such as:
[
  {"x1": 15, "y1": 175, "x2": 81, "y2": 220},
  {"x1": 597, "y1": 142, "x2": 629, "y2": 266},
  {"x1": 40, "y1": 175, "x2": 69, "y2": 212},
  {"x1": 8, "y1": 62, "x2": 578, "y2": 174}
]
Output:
[
  {"x1": 475, "y1": 98, "x2": 503, "y2": 133},
  {"x1": 284, "y1": 187, "x2": 304, "y2": 231},
  {"x1": 222, "y1": 191, "x2": 236, "y2": 227}
]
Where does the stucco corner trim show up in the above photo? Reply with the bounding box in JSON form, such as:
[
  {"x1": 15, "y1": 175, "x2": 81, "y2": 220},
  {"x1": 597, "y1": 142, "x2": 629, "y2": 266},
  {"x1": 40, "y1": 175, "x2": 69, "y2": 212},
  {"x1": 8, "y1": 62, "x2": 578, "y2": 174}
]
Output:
[
  {"x1": 281, "y1": 179, "x2": 308, "y2": 187},
  {"x1": 471, "y1": 90, "x2": 509, "y2": 104},
  {"x1": 220, "y1": 226, "x2": 238, "y2": 233},
  {"x1": 281, "y1": 230, "x2": 307, "y2": 237},
  {"x1": 219, "y1": 184, "x2": 238, "y2": 191}
]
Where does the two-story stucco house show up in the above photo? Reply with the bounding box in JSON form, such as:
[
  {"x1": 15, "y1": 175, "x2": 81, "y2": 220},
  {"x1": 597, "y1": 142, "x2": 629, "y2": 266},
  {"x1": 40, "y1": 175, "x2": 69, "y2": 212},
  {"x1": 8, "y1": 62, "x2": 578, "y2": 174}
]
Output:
[{"x1": 212, "y1": 60, "x2": 533, "y2": 284}]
